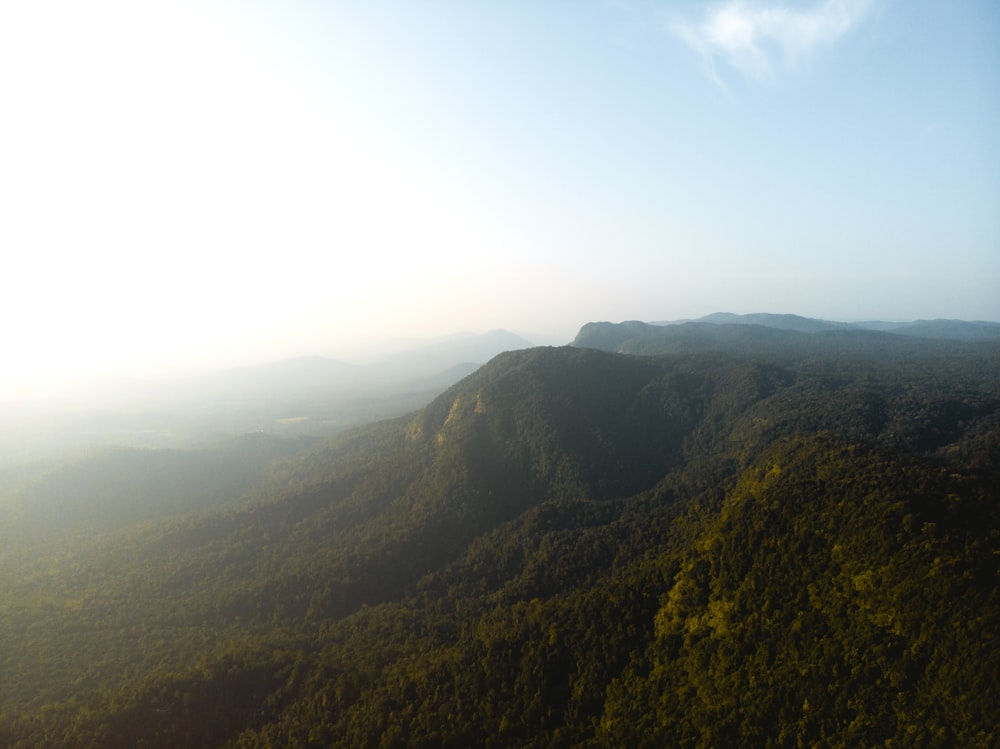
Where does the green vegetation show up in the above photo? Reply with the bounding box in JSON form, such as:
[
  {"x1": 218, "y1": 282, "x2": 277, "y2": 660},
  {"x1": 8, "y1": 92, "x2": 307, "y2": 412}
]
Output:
[{"x1": 1, "y1": 332, "x2": 998, "y2": 747}]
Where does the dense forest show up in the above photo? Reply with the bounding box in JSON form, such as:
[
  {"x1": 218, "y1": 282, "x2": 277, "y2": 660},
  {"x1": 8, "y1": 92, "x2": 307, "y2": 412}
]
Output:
[{"x1": 1, "y1": 323, "x2": 998, "y2": 747}]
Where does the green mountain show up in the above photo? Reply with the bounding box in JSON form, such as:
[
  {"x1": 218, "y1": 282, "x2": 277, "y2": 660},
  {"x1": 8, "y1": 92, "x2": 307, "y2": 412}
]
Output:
[{"x1": 1, "y1": 331, "x2": 998, "y2": 747}]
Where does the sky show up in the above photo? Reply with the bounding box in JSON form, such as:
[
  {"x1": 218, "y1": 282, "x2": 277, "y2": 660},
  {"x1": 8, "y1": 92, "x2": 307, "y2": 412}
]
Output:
[{"x1": 1, "y1": 0, "x2": 998, "y2": 392}]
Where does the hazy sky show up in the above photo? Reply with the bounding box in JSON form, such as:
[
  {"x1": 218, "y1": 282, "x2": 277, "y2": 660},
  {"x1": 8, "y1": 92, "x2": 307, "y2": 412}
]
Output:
[{"x1": 2, "y1": 0, "x2": 998, "y2": 390}]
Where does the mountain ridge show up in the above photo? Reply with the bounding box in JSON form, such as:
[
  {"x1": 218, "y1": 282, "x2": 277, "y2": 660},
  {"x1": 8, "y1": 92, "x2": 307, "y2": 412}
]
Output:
[
  {"x1": 572, "y1": 316, "x2": 1000, "y2": 356},
  {"x1": 646, "y1": 312, "x2": 1000, "y2": 341}
]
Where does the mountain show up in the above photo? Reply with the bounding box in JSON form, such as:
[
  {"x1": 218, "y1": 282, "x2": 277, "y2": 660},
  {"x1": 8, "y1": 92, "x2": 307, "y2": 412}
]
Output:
[
  {"x1": 883, "y1": 318, "x2": 1000, "y2": 340},
  {"x1": 646, "y1": 312, "x2": 1000, "y2": 342},
  {"x1": 690, "y1": 311, "x2": 853, "y2": 333},
  {"x1": 573, "y1": 317, "x2": 1000, "y2": 357},
  {"x1": 1, "y1": 330, "x2": 998, "y2": 747}
]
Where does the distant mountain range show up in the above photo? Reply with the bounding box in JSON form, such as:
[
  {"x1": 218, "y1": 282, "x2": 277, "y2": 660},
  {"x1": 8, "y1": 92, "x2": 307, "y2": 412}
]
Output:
[
  {"x1": 654, "y1": 312, "x2": 1000, "y2": 340},
  {"x1": 574, "y1": 313, "x2": 1000, "y2": 354}
]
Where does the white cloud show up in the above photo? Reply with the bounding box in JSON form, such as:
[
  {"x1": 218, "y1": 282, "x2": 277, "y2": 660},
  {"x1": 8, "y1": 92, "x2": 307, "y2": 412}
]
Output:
[{"x1": 671, "y1": 0, "x2": 874, "y2": 82}]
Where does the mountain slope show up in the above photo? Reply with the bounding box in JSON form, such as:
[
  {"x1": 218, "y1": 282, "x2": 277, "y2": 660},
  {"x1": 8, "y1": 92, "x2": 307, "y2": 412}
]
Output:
[
  {"x1": 601, "y1": 435, "x2": 998, "y2": 747},
  {"x1": 1, "y1": 338, "x2": 998, "y2": 748}
]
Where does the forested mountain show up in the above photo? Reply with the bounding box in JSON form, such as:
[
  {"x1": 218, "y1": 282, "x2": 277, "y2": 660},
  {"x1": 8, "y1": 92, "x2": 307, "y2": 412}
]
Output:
[{"x1": 1, "y1": 330, "x2": 998, "y2": 747}]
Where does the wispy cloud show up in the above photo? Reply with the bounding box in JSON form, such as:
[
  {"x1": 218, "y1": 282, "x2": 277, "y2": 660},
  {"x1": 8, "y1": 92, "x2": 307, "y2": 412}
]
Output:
[
  {"x1": 916, "y1": 119, "x2": 940, "y2": 140},
  {"x1": 671, "y1": 0, "x2": 874, "y2": 83}
]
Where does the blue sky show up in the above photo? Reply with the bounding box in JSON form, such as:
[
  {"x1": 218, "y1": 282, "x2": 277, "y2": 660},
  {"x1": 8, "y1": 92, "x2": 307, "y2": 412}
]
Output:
[{"x1": 1, "y1": 0, "x2": 997, "y2": 389}]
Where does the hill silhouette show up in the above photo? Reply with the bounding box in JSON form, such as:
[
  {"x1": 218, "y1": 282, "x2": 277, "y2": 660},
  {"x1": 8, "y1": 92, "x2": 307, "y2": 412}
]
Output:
[
  {"x1": 1, "y1": 329, "x2": 997, "y2": 747},
  {"x1": 646, "y1": 312, "x2": 1000, "y2": 341}
]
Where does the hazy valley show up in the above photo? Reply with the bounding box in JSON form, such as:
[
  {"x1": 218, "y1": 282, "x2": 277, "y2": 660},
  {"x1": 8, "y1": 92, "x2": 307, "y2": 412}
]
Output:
[{"x1": 0, "y1": 330, "x2": 534, "y2": 467}]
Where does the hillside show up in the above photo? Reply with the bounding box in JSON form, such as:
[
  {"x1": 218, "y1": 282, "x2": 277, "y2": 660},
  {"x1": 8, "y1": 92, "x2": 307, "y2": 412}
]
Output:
[{"x1": 1, "y1": 334, "x2": 998, "y2": 747}]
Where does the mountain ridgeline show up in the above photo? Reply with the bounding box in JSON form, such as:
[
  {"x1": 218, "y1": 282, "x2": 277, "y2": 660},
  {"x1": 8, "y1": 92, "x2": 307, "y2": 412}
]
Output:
[{"x1": 1, "y1": 323, "x2": 998, "y2": 747}]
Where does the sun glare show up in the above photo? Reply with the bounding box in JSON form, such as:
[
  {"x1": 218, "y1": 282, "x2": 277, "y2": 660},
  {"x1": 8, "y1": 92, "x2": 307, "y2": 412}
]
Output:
[{"x1": 2, "y1": 1, "x2": 507, "y2": 392}]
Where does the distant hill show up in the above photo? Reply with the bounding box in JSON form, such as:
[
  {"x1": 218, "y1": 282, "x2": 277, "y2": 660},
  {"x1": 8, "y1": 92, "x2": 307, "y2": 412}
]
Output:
[
  {"x1": 574, "y1": 315, "x2": 1000, "y2": 356},
  {"x1": 646, "y1": 312, "x2": 1000, "y2": 342},
  {"x1": 2, "y1": 334, "x2": 997, "y2": 747},
  {"x1": 365, "y1": 328, "x2": 534, "y2": 376},
  {"x1": 572, "y1": 319, "x2": 886, "y2": 357},
  {"x1": 690, "y1": 311, "x2": 854, "y2": 333},
  {"x1": 882, "y1": 318, "x2": 1000, "y2": 340}
]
